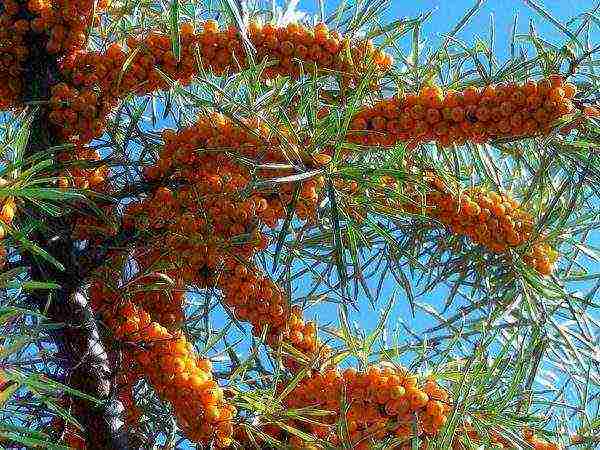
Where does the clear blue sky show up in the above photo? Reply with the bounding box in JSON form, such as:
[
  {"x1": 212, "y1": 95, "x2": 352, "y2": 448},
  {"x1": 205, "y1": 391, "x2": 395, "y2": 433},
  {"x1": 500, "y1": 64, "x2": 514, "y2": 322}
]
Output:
[{"x1": 296, "y1": 0, "x2": 595, "y2": 43}]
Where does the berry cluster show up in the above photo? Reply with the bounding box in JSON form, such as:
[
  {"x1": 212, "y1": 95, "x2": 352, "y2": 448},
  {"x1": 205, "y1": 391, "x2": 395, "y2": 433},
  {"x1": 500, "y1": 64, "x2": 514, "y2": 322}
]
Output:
[
  {"x1": 236, "y1": 366, "x2": 563, "y2": 450},
  {"x1": 240, "y1": 366, "x2": 451, "y2": 450},
  {"x1": 129, "y1": 272, "x2": 185, "y2": 329},
  {"x1": 118, "y1": 116, "x2": 329, "y2": 371},
  {"x1": 50, "y1": 20, "x2": 392, "y2": 144},
  {"x1": 0, "y1": 0, "x2": 29, "y2": 109},
  {"x1": 349, "y1": 76, "x2": 576, "y2": 148},
  {"x1": 278, "y1": 366, "x2": 451, "y2": 450},
  {"x1": 415, "y1": 174, "x2": 557, "y2": 274},
  {"x1": 0, "y1": 182, "x2": 16, "y2": 267},
  {"x1": 0, "y1": 193, "x2": 16, "y2": 240},
  {"x1": 0, "y1": 0, "x2": 106, "y2": 110},
  {"x1": 219, "y1": 259, "x2": 328, "y2": 369},
  {"x1": 89, "y1": 268, "x2": 235, "y2": 446},
  {"x1": 48, "y1": 81, "x2": 111, "y2": 143},
  {"x1": 27, "y1": 0, "x2": 98, "y2": 55},
  {"x1": 131, "y1": 114, "x2": 321, "y2": 236},
  {"x1": 355, "y1": 171, "x2": 557, "y2": 275},
  {"x1": 246, "y1": 20, "x2": 393, "y2": 80}
]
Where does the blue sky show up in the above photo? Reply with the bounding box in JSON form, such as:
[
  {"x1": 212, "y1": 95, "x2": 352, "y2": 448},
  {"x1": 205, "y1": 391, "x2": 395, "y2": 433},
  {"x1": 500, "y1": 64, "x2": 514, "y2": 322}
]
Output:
[{"x1": 296, "y1": 0, "x2": 595, "y2": 40}]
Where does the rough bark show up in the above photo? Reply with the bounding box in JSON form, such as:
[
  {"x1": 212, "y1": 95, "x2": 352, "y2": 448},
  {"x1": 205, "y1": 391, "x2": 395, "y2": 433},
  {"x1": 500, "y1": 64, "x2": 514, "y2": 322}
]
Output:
[{"x1": 17, "y1": 14, "x2": 130, "y2": 450}]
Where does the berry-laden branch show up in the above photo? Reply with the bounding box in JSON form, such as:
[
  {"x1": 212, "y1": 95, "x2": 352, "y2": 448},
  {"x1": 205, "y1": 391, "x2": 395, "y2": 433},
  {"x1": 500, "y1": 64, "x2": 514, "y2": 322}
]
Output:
[{"x1": 348, "y1": 76, "x2": 576, "y2": 148}]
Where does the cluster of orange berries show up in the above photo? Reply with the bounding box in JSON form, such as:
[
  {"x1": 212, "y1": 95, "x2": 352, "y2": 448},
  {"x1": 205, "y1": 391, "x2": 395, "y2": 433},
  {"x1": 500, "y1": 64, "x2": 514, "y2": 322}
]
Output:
[
  {"x1": 0, "y1": 0, "x2": 107, "y2": 110},
  {"x1": 122, "y1": 182, "x2": 263, "y2": 291},
  {"x1": 273, "y1": 366, "x2": 451, "y2": 450},
  {"x1": 349, "y1": 75, "x2": 576, "y2": 148},
  {"x1": 128, "y1": 272, "x2": 185, "y2": 329},
  {"x1": 88, "y1": 265, "x2": 235, "y2": 446},
  {"x1": 412, "y1": 174, "x2": 557, "y2": 274},
  {"x1": 0, "y1": 0, "x2": 29, "y2": 109},
  {"x1": 246, "y1": 20, "x2": 393, "y2": 80},
  {"x1": 346, "y1": 171, "x2": 557, "y2": 275},
  {"x1": 0, "y1": 188, "x2": 16, "y2": 240},
  {"x1": 26, "y1": 0, "x2": 99, "y2": 55},
  {"x1": 219, "y1": 260, "x2": 328, "y2": 369},
  {"x1": 48, "y1": 82, "x2": 111, "y2": 143},
  {"x1": 235, "y1": 365, "x2": 563, "y2": 450},
  {"x1": 117, "y1": 115, "x2": 329, "y2": 365},
  {"x1": 51, "y1": 20, "x2": 392, "y2": 144},
  {"x1": 138, "y1": 114, "x2": 321, "y2": 232}
]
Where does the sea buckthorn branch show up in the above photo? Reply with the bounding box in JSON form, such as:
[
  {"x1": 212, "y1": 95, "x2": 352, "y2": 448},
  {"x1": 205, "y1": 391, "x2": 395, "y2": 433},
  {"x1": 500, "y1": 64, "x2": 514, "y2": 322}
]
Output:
[
  {"x1": 39, "y1": 139, "x2": 561, "y2": 449},
  {"x1": 98, "y1": 113, "x2": 564, "y2": 448},
  {"x1": 47, "y1": 19, "x2": 392, "y2": 144},
  {"x1": 88, "y1": 260, "x2": 236, "y2": 447},
  {"x1": 361, "y1": 170, "x2": 559, "y2": 274},
  {"x1": 234, "y1": 364, "x2": 563, "y2": 450},
  {"x1": 0, "y1": 3, "x2": 580, "y2": 447},
  {"x1": 51, "y1": 110, "x2": 328, "y2": 444},
  {"x1": 219, "y1": 258, "x2": 330, "y2": 371},
  {"x1": 24, "y1": 100, "x2": 562, "y2": 446},
  {"x1": 51, "y1": 20, "x2": 579, "y2": 152},
  {"x1": 348, "y1": 76, "x2": 576, "y2": 149}
]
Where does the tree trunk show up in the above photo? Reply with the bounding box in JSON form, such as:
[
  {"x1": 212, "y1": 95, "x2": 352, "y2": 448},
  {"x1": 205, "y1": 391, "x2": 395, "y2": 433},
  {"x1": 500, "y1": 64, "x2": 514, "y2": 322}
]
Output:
[{"x1": 19, "y1": 22, "x2": 130, "y2": 450}]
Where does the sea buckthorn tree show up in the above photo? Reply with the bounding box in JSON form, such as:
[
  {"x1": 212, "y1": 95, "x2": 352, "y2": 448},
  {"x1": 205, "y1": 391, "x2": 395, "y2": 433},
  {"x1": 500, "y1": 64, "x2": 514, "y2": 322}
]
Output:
[{"x1": 0, "y1": 0, "x2": 599, "y2": 449}]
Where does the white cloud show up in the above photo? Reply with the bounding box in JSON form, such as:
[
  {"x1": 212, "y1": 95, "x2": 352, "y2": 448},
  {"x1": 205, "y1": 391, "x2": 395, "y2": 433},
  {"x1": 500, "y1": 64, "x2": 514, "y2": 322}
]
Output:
[{"x1": 274, "y1": 0, "x2": 308, "y2": 26}]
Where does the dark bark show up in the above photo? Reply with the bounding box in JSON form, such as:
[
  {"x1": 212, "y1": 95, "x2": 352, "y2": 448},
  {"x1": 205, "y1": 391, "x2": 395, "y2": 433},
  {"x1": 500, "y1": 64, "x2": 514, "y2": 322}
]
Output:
[{"x1": 17, "y1": 14, "x2": 130, "y2": 450}]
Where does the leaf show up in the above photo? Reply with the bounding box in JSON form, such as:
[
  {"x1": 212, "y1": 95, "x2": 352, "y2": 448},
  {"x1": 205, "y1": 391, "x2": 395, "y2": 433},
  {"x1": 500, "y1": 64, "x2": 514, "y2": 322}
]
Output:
[
  {"x1": 116, "y1": 46, "x2": 142, "y2": 91},
  {"x1": 0, "y1": 380, "x2": 18, "y2": 407},
  {"x1": 327, "y1": 179, "x2": 348, "y2": 291},
  {"x1": 169, "y1": 0, "x2": 181, "y2": 62},
  {"x1": 12, "y1": 230, "x2": 65, "y2": 271},
  {"x1": 364, "y1": 294, "x2": 396, "y2": 352},
  {"x1": 0, "y1": 423, "x2": 70, "y2": 449},
  {"x1": 524, "y1": 0, "x2": 584, "y2": 49},
  {"x1": 272, "y1": 183, "x2": 300, "y2": 272},
  {"x1": 20, "y1": 281, "x2": 61, "y2": 291}
]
